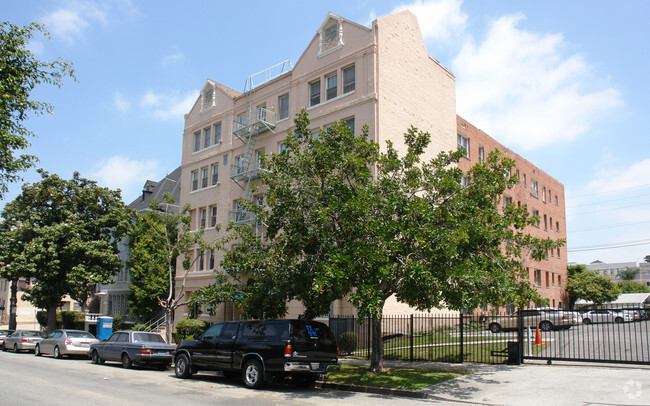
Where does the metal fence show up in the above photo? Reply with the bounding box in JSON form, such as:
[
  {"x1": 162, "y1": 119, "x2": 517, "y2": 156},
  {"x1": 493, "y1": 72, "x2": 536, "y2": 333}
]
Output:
[{"x1": 330, "y1": 306, "x2": 650, "y2": 366}]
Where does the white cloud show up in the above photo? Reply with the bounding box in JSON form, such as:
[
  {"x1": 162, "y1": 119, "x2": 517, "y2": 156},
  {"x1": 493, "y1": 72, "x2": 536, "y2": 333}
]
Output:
[
  {"x1": 453, "y1": 13, "x2": 622, "y2": 152},
  {"x1": 389, "y1": 0, "x2": 467, "y2": 43},
  {"x1": 161, "y1": 48, "x2": 185, "y2": 66},
  {"x1": 139, "y1": 90, "x2": 197, "y2": 121},
  {"x1": 112, "y1": 91, "x2": 130, "y2": 112},
  {"x1": 90, "y1": 156, "x2": 161, "y2": 200},
  {"x1": 586, "y1": 159, "x2": 650, "y2": 194}
]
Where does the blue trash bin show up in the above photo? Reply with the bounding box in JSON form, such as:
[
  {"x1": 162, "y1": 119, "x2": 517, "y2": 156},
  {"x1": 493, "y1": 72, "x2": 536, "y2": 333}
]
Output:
[{"x1": 96, "y1": 316, "x2": 114, "y2": 341}]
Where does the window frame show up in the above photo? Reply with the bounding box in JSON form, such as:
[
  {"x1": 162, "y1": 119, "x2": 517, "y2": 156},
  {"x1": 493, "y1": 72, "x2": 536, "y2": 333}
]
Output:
[
  {"x1": 326, "y1": 72, "x2": 337, "y2": 100},
  {"x1": 213, "y1": 122, "x2": 222, "y2": 145},
  {"x1": 309, "y1": 80, "x2": 321, "y2": 106},
  {"x1": 343, "y1": 65, "x2": 355, "y2": 93},
  {"x1": 278, "y1": 94, "x2": 289, "y2": 120},
  {"x1": 457, "y1": 134, "x2": 469, "y2": 158}
]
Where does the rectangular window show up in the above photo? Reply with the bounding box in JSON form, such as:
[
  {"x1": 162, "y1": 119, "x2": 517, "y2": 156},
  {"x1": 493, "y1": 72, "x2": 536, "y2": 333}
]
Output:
[
  {"x1": 460, "y1": 175, "x2": 469, "y2": 189},
  {"x1": 504, "y1": 196, "x2": 513, "y2": 208},
  {"x1": 523, "y1": 174, "x2": 527, "y2": 187},
  {"x1": 203, "y1": 127, "x2": 211, "y2": 149},
  {"x1": 534, "y1": 270, "x2": 541, "y2": 286},
  {"x1": 200, "y1": 208, "x2": 206, "y2": 229},
  {"x1": 208, "y1": 251, "x2": 215, "y2": 270},
  {"x1": 198, "y1": 250, "x2": 205, "y2": 271},
  {"x1": 210, "y1": 205, "x2": 217, "y2": 228},
  {"x1": 235, "y1": 155, "x2": 245, "y2": 175},
  {"x1": 478, "y1": 146, "x2": 484, "y2": 163},
  {"x1": 256, "y1": 104, "x2": 267, "y2": 121},
  {"x1": 555, "y1": 195, "x2": 558, "y2": 205},
  {"x1": 309, "y1": 80, "x2": 320, "y2": 106},
  {"x1": 223, "y1": 154, "x2": 228, "y2": 165},
  {"x1": 457, "y1": 134, "x2": 469, "y2": 158},
  {"x1": 344, "y1": 117, "x2": 355, "y2": 134},
  {"x1": 194, "y1": 132, "x2": 201, "y2": 152},
  {"x1": 343, "y1": 65, "x2": 355, "y2": 93},
  {"x1": 556, "y1": 221, "x2": 559, "y2": 232},
  {"x1": 515, "y1": 169, "x2": 520, "y2": 181},
  {"x1": 201, "y1": 167, "x2": 208, "y2": 188},
  {"x1": 542, "y1": 186, "x2": 546, "y2": 202},
  {"x1": 191, "y1": 170, "x2": 198, "y2": 191},
  {"x1": 545, "y1": 272, "x2": 550, "y2": 288},
  {"x1": 326, "y1": 73, "x2": 337, "y2": 100},
  {"x1": 544, "y1": 214, "x2": 548, "y2": 230},
  {"x1": 278, "y1": 94, "x2": 289, "y2": 120},
  {"x1": 255, "y1": 149, "x2": 264, "y2": 170},
  {"x1": 532, "y1": 209, "x2": 540, "y2": 227},
  {"x1": 256, "y1": 195, "x2": 264, "y2": 207},
  {"x1": 278, "y1": 142, "x2": 288, "y2": 154},
  {"x1": 213, "y1": 123, "x2": 222, "y2": 145},
  {"x1": 211, "y1": 164, "x2": 219, "y2": 185},
  {"x1": 531, "y1": 180, "x2": 538, "y2": 198}
]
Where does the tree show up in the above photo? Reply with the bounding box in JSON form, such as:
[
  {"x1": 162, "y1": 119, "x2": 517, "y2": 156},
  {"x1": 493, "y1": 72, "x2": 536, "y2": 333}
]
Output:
[
  {"x1": 0, "y1": 218, "x2": 33, "y2": 330},
  {"x1": 126, "y1": 194, "x2": 218, "y2": 343},
  {"x1": 617, "y1": 280, "x2": 650, "y2": 294},
  {"x1": 0, "y1": 22, "x2": 75, "y2": 198},
  {"x1": 566, "y1": 270, "x2": 620, "y2": 306},
  {"x1": 197, "y1": 112, "x2": 563, "y2": 371},
  {"x1": 644, "y1": 255, "x2": 650, "y2": 263},
  {"x1": 0, "y1": 170, "x2": 131, "y2": 333},
  {"x1": 618, "y1": 267, "x2": 639, "y2": 281}
]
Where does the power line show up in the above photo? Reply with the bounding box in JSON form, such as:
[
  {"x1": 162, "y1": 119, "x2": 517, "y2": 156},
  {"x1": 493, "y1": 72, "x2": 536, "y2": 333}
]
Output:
[
  {"x1": 566, "y1": 193, "x2": 650, "y2": 209},
  {"x1": 570, "y1": 219, "x2": 650, "y2": 233},
  {"x1": 566, "y1": 183, "x2": 650, "y2": 200},
  {"x1": 568, "y1": 201, "x2": 650, "y2": 216},
  {"x1": 568, "y1": 239, "x2": 650, "y2": 253}
]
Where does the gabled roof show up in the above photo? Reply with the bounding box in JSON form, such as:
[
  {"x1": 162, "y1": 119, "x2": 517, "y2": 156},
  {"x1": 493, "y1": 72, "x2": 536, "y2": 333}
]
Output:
[
  {"x1": 203, "y1": 79, "x2": 241, "y2": 99},
  {"x1": 128, "y1": 166, "x2": 182, "y2": 212}
]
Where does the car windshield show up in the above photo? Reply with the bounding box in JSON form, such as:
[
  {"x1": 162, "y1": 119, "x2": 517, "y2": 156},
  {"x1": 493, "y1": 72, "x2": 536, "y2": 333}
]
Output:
[
  {"x1": 133, "y1": 333, "x2": 165, "y2": 343},
  {"x1": 67, "y1": 332, "x2": 95, "y2": 339}
]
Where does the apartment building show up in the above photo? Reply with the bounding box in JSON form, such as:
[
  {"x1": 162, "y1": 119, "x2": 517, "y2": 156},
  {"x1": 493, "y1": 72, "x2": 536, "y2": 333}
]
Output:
[
  {"x1": 175, "y1": 10, "x2": 567, "y2": 322},
  {"x1": 587, "y1": 260, "x2": 650, "y2": 287},
  {"x1": 456, "y1": 116, "x2": 568, "y2": 309}
]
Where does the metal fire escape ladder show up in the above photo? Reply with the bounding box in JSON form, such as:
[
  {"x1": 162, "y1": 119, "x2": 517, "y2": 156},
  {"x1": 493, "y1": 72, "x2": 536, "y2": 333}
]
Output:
[{"x1": 228, "y1": 60, "x2": 293, "y2": 225}]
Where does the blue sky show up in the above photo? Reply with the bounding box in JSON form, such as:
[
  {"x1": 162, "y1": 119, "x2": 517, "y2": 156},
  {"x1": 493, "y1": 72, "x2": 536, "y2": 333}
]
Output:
[{"x1": 2, "y1": 0, "x2": 650, "y2": 265}]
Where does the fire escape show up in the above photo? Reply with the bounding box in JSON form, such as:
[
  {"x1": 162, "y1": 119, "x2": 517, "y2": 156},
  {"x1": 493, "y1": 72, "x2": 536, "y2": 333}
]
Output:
[{"x1": 228, "y1": 60, "x2": 293, "y2": 226}]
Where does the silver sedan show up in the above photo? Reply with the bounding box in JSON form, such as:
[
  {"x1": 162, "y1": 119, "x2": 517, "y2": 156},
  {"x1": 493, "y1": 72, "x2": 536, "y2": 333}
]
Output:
[
  {"x1": 35, "y1": 329, "x2": 99, "y2": 359},
  {"x1": 2, "y1": 330, "x2": 45, "y2": 353}
]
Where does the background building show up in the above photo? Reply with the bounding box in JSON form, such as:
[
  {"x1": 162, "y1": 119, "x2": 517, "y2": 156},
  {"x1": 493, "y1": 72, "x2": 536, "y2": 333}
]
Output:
[{"x1": 587, "y1": 260, "x2": 650, "y2": 287}]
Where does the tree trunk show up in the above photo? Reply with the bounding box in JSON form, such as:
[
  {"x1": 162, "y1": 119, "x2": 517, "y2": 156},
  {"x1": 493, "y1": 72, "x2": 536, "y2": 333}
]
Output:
[
  {"x1": 369, "y1": 314, "x2": 384, "y2": 372},
  {"x1": 164, "y1": 307, "x2": 172, "y2": 344},
  {"x1": 46, "y1": 305, "x2": 58, "y2": 334},
  {"x1": 8, "y1": 278, "x2": 18, "y2": 330}
]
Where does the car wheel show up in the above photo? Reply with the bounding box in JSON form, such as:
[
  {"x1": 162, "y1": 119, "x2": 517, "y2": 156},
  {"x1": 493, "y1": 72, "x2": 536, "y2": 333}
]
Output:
[
  {"x1": 35, "y1": 344, "x2": 42, "y2": 357},
  {"x1": 91, "y1": 350, "x2": 104, "y2": 365},
  {"x1": 615, "y1": 317, "x2": 624, "y2": 323},
  {"x1": 242, "y1": 358, "x2": 266, "y2": 389},
  {"x1": 539, "y1": 321, "x2": 553, "y2": 332},
  {"x1": 293, "y1": 374, "x2": 317, "y2": 388},
  {"x1": 121, "y1": 354, "x2": 133, "y2": 369},
  {"x1": 13, "y1": 344, "x2": 19, "y2": 353},
  {"x1": 54, "y1": 346, "x2": 62, "y2": 359},
  {"x1": 583, "y1": 318, "x2": 592, "y2": 325},
  {"x1": 174, "y1": 354, "x2": 192, "y2": 379},
  {"x1": 489, "y1": 323, "x2": 501, "y2": 333}
]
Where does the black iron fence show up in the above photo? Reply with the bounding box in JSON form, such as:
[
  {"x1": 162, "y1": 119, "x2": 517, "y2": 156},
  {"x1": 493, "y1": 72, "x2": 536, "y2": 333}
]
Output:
[{"x1": 330, "y1": 305, "x2": 650, "y2": 366}]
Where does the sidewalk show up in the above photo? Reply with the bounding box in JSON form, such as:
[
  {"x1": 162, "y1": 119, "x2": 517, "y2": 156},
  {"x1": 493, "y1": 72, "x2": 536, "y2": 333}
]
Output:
[{"x1": 334, "y1": 359, "x2": 650, "y2": 405}]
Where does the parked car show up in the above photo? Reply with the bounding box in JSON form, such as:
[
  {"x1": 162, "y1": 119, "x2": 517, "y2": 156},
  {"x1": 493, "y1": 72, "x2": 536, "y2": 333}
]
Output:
[
  {"x1": 0, "y1": 330, "x2": 15, "y2": 350},
  {"x1": 2, "y1": 330, "x2": 45, "y2": 353},
  {"x1": 89, "y1": 331, "x2": 175, "y2": 369},
  {"x1": 619, "y1": 308, "x2": 647, "y2": 321},
  {"x1": 486, "y1": 309, "x2": 573, "y2": 333},
  {"x1": 35, "y1": 329, "x2": 99, "y2": 359},
  {"x1": 174, "y1": 319, "x2": 339, "y2": 389},
  {"x1": 582, "y1": 310, "x2": 633, "y2": 324}
]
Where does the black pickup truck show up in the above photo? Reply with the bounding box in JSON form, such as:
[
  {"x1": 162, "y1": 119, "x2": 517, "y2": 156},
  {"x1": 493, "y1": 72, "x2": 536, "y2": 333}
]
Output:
[{"x1": 173, "y1": 319, "x2": 339, "y2": 389}]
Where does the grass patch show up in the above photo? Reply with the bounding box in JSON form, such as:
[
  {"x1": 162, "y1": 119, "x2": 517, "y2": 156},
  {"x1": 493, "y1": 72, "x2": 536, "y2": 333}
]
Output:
[{"x1": 325, "y1": 364, "x2": 470, "y2": 391}]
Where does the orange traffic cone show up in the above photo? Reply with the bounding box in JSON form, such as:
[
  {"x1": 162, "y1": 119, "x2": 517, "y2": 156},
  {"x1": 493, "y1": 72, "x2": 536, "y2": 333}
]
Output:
[{"x1": 534, "y1": 326, "x2": 544, "y2": 345}]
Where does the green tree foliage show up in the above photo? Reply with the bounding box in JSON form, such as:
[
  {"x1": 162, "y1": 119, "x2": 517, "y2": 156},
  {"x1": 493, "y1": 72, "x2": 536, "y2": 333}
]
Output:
[
  {"x1": 0, "y1": 170, "x2": 131, "y2": 333},
  {"x1": 644, "y1": 255, "x2": 650, "y2": 263},
  {"x1": 617, "y1": 280, "x2": 650, "y2": 294},
  {"x1": 197, "y1": 112, "x2": 563, "y2": 371},
  {"x1": 125, "y1": 194, "x2": 218, "y2": 343},
  {"x1": 566, "y1": 269, "x2": 620, "y2": 306},
  {"x1": 0, "y1": 22, "x2": 75, "y2": 197},
  {"x1": 618, "y1": 267, "x2": 639, "y2": 281}
]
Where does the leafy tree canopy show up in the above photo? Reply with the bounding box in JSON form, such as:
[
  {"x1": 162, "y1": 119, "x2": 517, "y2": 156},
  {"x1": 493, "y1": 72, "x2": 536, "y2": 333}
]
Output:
[
  {"x1": 566, "y1": 269, "x2": 620, "y2": 306},
  {"x1": 0, "y1": 22, "x2": 75, "y2": 197},
  {"x1": 618, "y1": 267, "x2": 639, "y2": 281},
  {"x1": 0, "y1": 170, "x2": 131, "y2": 332},
  {"x1": 617, "y1": 280, "x2": 650, "y2": 294},
  {"x1": 195, "y1": 112, "x2": 564, "y2": 371}
]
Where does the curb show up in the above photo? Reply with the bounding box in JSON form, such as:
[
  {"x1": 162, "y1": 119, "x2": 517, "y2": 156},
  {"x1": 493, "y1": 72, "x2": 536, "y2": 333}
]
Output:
[{"x1": 317, "y1": 381, "x2": 430, "y2": 399}]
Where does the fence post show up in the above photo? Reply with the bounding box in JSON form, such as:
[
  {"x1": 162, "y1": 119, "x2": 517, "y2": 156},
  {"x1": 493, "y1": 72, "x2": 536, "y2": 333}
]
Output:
[
  {"x1": 410, "y1": 314, "x2": 414, "y2": 362},
  {"x1": 367, "y1": 316, "x2": 371, "y2": 361},
  {"x1": 459, "y1": 313, "x2": 464, "y2": 363},
  {"x1": 516, "y1": 309, "x2": 524, "y2": 365}
]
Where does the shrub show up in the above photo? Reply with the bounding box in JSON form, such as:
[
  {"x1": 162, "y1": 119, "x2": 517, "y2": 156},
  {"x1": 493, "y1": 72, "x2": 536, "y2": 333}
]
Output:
[
  {"x1": 36, "y1": 311, "x2": 48, "y2": 328},
  {"x1": 59, "y1": 311, "x2": 85, "y2": 329},
  {"x1": 131, "y1": 323, "x2": 151, "y2": 331},
  {"x1": 338, "y1": 331, "x2": 358, "y2": 355},
  {"x1": 175, "y1": 318, "x2": 209, "y2": 341},
  {"x1": 112, "y1": 314, "x2": 123, "y2": 331}
]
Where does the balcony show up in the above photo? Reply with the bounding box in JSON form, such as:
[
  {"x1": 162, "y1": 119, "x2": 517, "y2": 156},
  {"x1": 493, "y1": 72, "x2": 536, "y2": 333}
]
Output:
[{"x1": 233, "y1": 107, "x2": 276, "y2": 140}]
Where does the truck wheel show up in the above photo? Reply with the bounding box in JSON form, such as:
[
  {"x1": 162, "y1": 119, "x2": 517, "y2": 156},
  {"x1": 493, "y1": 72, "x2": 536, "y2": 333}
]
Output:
[
  {"x1": 242, "y1": 358, "x2": 265, "y2": 389},
  {"x1": 489, "y1": 323, "x2": 501, "y2": 333},
  {"x1": 121, "y1": 354, "x2": 133, "y2": 369},
  {"x1": 539, "y1": 321, "x2": 553, "y2": 332},
  {"x1": 91, "y1": 350, "x2": 104, "y2": 364},
  {"x1": 174, "y1": 354, "x2": 192, "y2": 379}
]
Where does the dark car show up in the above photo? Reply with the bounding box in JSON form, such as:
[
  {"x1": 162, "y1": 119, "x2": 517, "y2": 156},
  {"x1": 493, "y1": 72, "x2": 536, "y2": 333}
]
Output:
[
  {"x1": 174, "y1": 319, "x2": 339, "y2": 389},
  {"x1": 89, "y1": 331, "x2": 175, "y2": 369}
]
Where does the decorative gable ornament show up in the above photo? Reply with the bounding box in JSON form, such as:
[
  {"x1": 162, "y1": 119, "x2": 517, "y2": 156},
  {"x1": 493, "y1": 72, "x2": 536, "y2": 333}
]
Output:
[
  {"x1": 318, "y1": 12, "x2": 344, "y2": 57},
  {"x1": 201, "y1": 80, "x2": 217, "y2": 112}
]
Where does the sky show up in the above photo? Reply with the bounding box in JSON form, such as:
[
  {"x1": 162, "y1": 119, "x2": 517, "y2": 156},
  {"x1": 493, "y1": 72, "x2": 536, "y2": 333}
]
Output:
[{"x1": 2, "y1": 0, "x2": 650, "y2": 266}]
